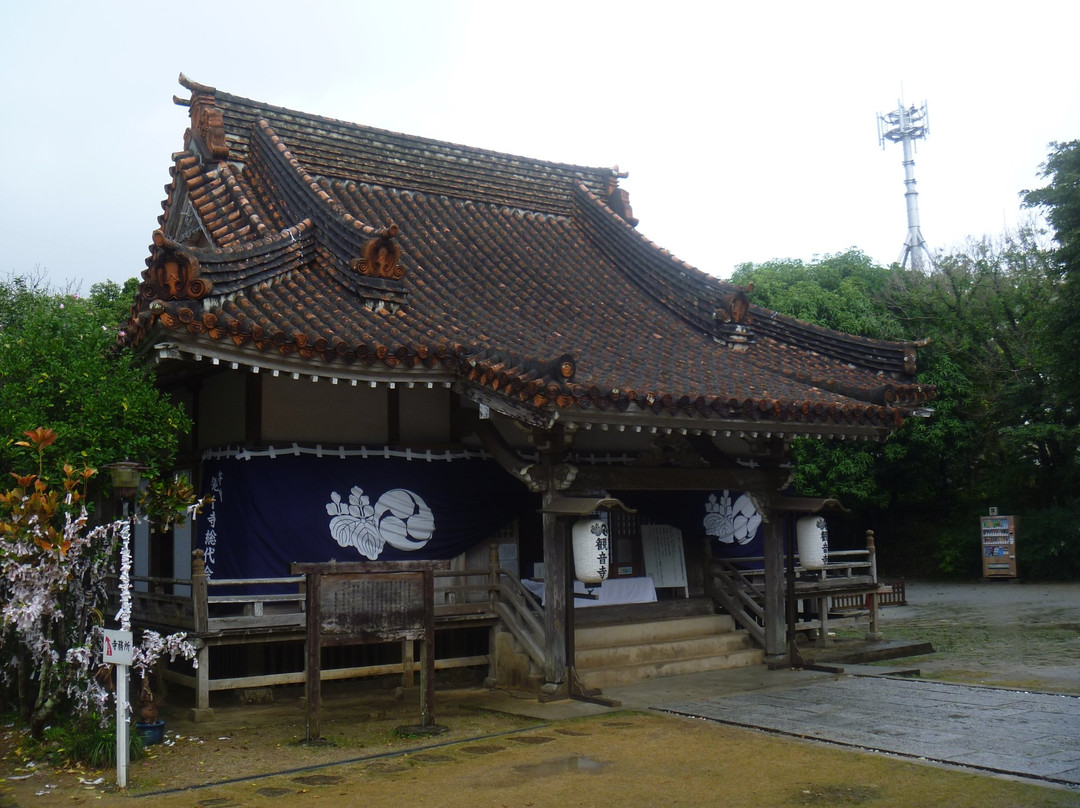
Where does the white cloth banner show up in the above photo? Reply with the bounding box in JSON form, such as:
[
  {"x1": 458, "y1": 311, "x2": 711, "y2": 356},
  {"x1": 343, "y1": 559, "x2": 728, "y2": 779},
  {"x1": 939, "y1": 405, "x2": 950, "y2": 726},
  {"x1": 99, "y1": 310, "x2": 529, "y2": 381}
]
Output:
[{"x1": 522, "y1": 576, "x2": 657, "y2": 608}]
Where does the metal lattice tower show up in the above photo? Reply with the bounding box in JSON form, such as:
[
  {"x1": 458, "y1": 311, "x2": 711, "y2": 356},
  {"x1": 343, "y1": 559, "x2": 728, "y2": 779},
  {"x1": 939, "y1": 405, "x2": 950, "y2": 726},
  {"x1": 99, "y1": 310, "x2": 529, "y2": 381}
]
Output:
[{"x1": 878, "y1": 100, "x2": 935, "y2": 270}]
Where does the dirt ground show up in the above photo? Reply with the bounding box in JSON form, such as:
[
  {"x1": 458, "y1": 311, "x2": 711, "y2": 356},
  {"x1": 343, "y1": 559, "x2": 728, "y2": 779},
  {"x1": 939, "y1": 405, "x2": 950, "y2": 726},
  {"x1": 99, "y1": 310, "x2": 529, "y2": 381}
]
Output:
[{"x1": 2, "y1": 579, "x2": 1078, "y2": 807}]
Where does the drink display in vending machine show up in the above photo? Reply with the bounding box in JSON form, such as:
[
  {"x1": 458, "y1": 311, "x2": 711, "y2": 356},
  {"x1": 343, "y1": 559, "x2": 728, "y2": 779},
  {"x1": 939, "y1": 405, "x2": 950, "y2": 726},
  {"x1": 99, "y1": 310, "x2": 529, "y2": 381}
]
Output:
[{"x1": 980, "y1": 510, "x2": 1017, "y2": 578}]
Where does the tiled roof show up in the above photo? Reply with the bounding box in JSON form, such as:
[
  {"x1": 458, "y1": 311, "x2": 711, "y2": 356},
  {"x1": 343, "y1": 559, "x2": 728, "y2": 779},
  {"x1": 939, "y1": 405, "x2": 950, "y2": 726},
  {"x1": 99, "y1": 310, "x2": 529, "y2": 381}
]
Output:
[{"x1": 123, "y1": 75, "x2": 934, "y2": 435}]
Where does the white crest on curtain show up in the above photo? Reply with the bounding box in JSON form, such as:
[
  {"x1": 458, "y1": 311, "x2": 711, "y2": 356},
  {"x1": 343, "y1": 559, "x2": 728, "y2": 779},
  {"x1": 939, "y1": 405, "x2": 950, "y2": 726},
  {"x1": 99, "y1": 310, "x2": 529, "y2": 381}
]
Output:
[
  {"x1": 325, "y1": 486, "x2": 435, "y2": 560},
  {"x1": 703, "y1": 490, "x2": 762, "y2": 545}
]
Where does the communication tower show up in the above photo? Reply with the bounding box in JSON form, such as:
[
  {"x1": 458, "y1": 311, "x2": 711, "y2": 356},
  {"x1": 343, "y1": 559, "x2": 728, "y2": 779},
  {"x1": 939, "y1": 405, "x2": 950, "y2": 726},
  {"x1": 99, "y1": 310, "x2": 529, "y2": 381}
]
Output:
[{"x1": 878, "y1": 100, "x2": 934, "y2": 270}]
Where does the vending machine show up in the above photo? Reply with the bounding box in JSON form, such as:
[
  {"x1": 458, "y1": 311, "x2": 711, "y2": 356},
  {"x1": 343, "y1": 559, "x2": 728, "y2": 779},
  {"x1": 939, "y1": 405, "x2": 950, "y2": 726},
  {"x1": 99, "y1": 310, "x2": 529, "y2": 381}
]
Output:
[{"x1": 980, "y1": 511, "x2": 1017, "y2": 578}]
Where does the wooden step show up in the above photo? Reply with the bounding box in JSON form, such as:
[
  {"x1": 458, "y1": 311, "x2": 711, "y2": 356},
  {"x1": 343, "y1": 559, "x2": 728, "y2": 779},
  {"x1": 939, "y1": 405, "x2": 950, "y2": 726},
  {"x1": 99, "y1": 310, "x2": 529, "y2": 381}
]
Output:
[
  {"x1": 576, "y1": 631, "x2": 755, "y2": 668},
  {"x1": 576, "y1": 614, "x2": 735, "y2": 650},
  {"x1": 577, "y1": 646, "x2": 765, "y2": 689},
  {"x1": 574, "y1": 613, "x2": 764, "y2": 690}
]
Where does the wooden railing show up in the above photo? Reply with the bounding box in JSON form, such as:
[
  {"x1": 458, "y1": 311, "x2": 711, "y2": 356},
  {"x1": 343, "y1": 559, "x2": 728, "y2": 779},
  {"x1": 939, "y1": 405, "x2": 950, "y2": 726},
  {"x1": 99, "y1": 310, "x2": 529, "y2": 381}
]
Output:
[
  {"x1": 706, "y1": 531, "x2": 889, "y2": 645},
  {"x1": 708, "y1": 559, "x2": 766, "y2": 647},
  {"x1": 491, "y1": 574, "x2": 546, "y2": 667},
  {"x1": 126, "y1": 549, "x2": 544, "y2": 713}
]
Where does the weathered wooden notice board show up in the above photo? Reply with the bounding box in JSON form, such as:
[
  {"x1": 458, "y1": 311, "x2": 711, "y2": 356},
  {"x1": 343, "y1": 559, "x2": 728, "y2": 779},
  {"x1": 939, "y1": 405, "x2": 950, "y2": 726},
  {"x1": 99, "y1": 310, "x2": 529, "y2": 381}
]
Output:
[{"x1": 290, "y1": 561, "x2": 448, "y2": 741}]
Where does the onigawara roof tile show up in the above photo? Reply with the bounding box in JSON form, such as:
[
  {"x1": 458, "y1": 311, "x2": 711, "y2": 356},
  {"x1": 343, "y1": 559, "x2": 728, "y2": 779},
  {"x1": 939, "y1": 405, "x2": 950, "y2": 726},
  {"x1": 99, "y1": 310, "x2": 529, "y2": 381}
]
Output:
[{"x1": 122, "y1": 74, "x2": 934, "y2": 437}]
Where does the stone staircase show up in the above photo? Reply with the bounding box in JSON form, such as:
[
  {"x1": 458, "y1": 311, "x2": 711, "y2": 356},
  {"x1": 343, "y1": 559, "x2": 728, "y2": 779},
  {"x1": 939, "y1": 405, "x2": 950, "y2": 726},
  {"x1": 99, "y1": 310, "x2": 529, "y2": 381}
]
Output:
[{"x1": 574, "y1": 612, "x2": 764, "y2": 690}]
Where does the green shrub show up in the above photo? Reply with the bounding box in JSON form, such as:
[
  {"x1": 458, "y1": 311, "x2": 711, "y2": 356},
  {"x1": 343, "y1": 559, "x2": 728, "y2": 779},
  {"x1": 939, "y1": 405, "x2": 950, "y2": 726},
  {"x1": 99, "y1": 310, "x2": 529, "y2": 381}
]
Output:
[{"x1": 38, "y1": 715, "x2": 144, "y2": 768}]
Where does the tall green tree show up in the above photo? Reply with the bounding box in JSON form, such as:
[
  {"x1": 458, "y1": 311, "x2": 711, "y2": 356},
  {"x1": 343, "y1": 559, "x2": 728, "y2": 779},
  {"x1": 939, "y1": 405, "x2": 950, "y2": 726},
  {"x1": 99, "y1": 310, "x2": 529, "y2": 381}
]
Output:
[
  {"x1": 0, "y1": 275, "x2": 189, "y2": 496},
  {"x1": 735, "y1": 238, "x2": 1079, "y2": 578},
  {"x1": 884, "y1": 230, "x2": 1078, "y2": 576},
  {"x1": 731, "y1": 249, "x2": 905, "y2": 339},
  {"x1": 1023, "y1": 140, "x2": 1080, "y2": 404},
  {"x1": 731, "y1": 251, "x2": 909, "y2": 511}
]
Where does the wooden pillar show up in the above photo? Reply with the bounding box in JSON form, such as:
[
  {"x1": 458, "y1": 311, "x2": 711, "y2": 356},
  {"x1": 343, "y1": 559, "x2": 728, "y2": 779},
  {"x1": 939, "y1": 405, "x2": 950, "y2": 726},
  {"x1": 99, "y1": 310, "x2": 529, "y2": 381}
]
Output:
[
  {"x1": 865, "y1": 530, "x2": 883, "y2": 640},
  {"x1": 541, "y1": 490, "x2": 567, "y2": 687},
  {"x1": 486, "y1": 543, "x2": 500, "y2": 685},
  {"x1": 488, "y1": 543, "x2": 500, "y2": 604},
  {"x1": 420, "y1": 567, "x2": 436, "y2": 728},
  {"x1": 402, "y1": 640, "x2": 415, "y2": 688},
  {"x1": 192, "y1": 642, "x2": 210, "y2": 715},
  {"x1": 303, "y1": 572, "x2": 323, "y2": 742},
  {"x1": 187, "y1": 549, "x2": 215, "y2": 720},
  {"x1": 816, "y1": 576, "x2": 830, "y2": 647},
  {"x1": 191, "y1": 549, "x2": 209, "y2": 634},
  {"x1": 762, "y1": 510, "x2": 787, "y2": 665}
]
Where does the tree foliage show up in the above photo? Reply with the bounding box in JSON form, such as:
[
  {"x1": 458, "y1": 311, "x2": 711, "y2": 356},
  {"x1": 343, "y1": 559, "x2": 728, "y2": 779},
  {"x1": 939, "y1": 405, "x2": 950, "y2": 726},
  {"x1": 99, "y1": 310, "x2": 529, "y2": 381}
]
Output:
[
  {"x1": 731, "y1": 249, "x2": 905, "y2": 339},
  {"x1": 734, "y1": 237, "x2": 1079, "y2": 579},
  {"x1": 0, "y1": 429, "x2": 196, "y2": 741},
  {"x1": 0, "y1": 429, "x2": 124, "y2": 736},
  {"x1": 0, "y1": 275, "x2": 190, "y2": 498},
  {"x1": 1023, "y1": 140, "x2": 1080, "y2": 404},
  {"x1": 1024, "y1": 140, "x2": 1080, "y2": 271}
]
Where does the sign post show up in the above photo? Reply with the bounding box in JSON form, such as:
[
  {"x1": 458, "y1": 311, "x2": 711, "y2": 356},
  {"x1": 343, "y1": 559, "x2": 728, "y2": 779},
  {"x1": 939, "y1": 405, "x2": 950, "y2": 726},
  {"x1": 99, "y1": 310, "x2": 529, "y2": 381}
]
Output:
[
  {"x1": 290, "y1": 561, "x2": 447, "y2": 742},
  {"x1": 103, "y1": 628, "x2": 133, "y2": 788}
]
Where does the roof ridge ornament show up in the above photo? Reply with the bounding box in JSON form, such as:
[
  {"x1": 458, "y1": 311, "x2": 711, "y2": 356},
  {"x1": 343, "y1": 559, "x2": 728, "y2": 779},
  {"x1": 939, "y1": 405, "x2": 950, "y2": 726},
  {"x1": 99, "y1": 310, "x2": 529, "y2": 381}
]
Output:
[
  {"x1": 713, "y1": 284, "x2": 755, "y2": 351},
  {"x1": 351, "y1": 224, "x2": 405, "y2": 280},
  {"x1": 176, "y1": 74, "x2": 228, "y2": 161},
  {"x1": 142, "y1": 230, "x2": 213, "y2": 302},
  {"x1": 605, "y1": 172, "x2": 638, "y2": 227}
]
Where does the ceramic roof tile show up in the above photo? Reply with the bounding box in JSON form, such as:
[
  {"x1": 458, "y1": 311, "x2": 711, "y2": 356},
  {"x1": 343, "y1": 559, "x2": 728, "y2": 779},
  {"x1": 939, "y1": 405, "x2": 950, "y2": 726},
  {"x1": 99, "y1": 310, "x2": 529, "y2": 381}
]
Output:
[{"x1": 123, "y1": 76, "x2": 934, "y2": 433}]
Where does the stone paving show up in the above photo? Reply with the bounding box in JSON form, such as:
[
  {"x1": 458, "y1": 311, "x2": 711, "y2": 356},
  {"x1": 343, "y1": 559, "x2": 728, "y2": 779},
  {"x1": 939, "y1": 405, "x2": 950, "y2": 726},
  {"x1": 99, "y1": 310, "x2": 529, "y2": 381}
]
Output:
[{"x1": 660, "y1": 675, "x2": 1080, "y2": 786}]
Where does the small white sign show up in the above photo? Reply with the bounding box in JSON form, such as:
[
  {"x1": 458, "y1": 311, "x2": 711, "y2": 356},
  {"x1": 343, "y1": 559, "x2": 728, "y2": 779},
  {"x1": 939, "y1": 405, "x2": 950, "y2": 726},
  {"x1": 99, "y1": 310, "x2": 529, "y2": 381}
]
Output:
[{"x1": 102, "y1": 629, "x2": 133, "y2": 666}]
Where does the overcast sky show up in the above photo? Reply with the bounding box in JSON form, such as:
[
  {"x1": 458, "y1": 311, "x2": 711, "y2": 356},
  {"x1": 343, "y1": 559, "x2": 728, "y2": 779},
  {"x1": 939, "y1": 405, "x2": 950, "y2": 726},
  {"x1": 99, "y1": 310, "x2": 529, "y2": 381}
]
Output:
[{"x1": 2, "y1": 1, "x2": 1077, "y2": 291}]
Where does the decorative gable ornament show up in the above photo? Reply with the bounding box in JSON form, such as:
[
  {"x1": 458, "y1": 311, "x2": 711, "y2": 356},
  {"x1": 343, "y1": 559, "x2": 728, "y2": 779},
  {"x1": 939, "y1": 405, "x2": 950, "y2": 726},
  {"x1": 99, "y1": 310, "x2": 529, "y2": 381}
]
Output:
[
  {"x1": 572, "y1": 517, "x2": 610, "y2": 585},
  {"x1": 713, "y1": 286, "x2": 755, "y2": 350},
  {"x1": 142, "y1": 230, "x2": 213, "y2": 302},
  {"x1": 605, "y1": 171, "x2": 639, "y2": 227},
  {"x1": 167, "y1": 197, "x2": 210, "y2": 248},
  {"x1": 351, "y1": 224, "x2": 405, "y2": 281}
]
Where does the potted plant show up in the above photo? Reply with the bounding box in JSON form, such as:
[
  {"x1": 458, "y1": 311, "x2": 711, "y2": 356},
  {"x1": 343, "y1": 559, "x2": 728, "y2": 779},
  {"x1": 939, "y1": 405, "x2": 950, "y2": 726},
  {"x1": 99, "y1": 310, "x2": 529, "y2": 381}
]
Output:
[{"x1": 130, "y1": 629, "x2": 196, "y2": 745}]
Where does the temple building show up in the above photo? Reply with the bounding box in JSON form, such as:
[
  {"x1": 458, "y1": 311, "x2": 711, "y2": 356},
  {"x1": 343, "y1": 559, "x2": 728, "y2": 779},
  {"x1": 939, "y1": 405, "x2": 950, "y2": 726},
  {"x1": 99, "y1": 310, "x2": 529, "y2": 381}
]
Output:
[{"x1": 121, "y1": 75, "x2": 933, "y2": 712}]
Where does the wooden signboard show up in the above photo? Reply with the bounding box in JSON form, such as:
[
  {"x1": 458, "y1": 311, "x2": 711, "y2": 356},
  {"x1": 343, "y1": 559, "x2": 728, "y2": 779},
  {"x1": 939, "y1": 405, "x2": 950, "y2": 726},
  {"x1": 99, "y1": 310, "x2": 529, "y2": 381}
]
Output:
[
  {"x1": 291, "y1": 561, "x2": 448, "y2": 741},
  {"x1": 641, "y1": 524, "x2": 688, "y2": 595}
]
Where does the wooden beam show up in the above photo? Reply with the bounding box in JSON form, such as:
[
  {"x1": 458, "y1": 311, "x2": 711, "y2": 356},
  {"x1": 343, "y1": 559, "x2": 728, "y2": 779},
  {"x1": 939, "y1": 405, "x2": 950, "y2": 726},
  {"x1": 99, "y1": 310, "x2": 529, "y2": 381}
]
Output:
[
  {"x1": 572, "y1": 465, "x2": 783, "y2": 492},
  {"x1": 245, "y1": 372, "x2": 263, "y2": 446}
]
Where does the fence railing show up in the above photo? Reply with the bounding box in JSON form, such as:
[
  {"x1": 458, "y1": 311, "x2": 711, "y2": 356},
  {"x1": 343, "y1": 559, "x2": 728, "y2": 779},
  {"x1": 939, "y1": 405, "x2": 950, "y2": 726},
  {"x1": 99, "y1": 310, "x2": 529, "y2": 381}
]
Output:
[
  {"x1": 705, "y1": 530, "x2": 891, "y2": 643},
  {"x1": 127, "y1": 548, "x2": 543, "y2": 712}
]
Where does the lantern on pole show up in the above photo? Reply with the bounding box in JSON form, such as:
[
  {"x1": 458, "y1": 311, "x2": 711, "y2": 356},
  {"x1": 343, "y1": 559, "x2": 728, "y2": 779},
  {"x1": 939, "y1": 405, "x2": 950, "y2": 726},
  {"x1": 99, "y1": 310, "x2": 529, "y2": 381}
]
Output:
[
  {"x1": 105, "y1": 460, "x2": 143, "y2": 790},
  {"x1": 572, "y1": 517, "x2": 610, "y2": 585},
  {"x1": 796, "y1": 514, "x2": 829, "y2": 570},
  {"x1": 108, "y1": 460, "x2": 143, "y2": 501}
]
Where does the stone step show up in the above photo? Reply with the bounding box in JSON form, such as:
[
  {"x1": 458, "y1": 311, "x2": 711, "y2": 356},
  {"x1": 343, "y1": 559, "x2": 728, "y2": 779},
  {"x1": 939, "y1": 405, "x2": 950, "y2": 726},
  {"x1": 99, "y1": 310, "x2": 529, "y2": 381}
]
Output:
[
  {"x1": 576, "y1": 614, "x2": 736, "y2": 650},
  {"x1": 577, "y1": 646, "x2": 765, "y2": 690},
  {"x1": 575, "y1": 631, "x2": 754, "y2": 669},
  {"x1": 574, "y1": 613, "x2": 765, "y2": 690}
]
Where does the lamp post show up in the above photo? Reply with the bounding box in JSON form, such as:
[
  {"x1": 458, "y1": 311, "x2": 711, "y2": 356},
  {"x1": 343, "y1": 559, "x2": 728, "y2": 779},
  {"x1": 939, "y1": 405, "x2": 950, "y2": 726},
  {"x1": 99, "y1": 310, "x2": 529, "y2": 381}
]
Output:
[
  {"x1": 106, "y1": 461, "x2": 143, "y2": 789},
  {"x1": 109, "y1": 461, "x2": 143, "y2": 501}
]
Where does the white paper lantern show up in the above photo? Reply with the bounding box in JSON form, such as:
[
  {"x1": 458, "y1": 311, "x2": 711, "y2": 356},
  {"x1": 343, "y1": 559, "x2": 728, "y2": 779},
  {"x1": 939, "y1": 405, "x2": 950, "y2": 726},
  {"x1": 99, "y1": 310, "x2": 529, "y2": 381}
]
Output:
[
  {"x1": 796, "y1": 515, "x2": 829, "y2": 570},
  {"x1": 572, "y1": 518, "x2": 610, "y2": 584}
]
